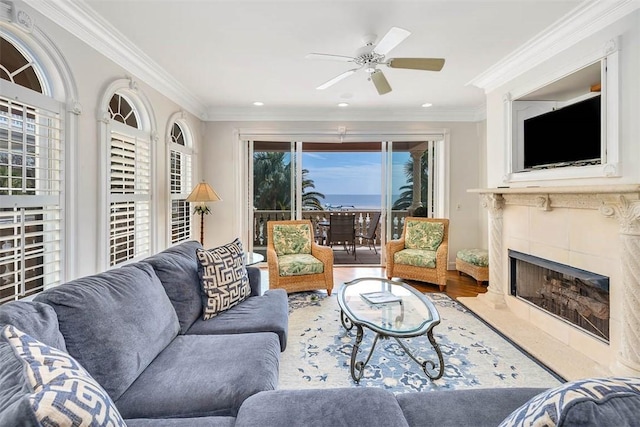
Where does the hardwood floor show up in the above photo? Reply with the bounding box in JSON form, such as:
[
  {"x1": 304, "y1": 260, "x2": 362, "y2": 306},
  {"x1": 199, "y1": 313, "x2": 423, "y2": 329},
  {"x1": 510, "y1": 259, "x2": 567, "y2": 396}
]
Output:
[{"x1": 260, "y1": 266, "x2": 488, "y2": 300}]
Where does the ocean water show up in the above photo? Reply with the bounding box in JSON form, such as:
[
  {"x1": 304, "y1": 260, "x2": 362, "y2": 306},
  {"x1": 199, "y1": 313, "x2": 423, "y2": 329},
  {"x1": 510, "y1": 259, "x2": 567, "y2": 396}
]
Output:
[{"x1": 322, "y1": 194, "x2": 381, "y2": 210}]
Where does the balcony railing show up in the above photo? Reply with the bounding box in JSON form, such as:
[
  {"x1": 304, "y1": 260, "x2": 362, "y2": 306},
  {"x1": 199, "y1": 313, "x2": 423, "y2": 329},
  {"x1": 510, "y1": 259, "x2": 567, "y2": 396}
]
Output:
[{"x1": 252, "y1": 209, "x2": 409, "y2": 253}]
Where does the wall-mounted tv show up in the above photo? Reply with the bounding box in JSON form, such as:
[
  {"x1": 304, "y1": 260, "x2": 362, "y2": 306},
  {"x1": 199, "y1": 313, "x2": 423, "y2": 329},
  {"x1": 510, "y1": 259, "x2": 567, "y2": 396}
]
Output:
[{"x1": 523, "y1": 95, "x2": 601, "y2": 170}]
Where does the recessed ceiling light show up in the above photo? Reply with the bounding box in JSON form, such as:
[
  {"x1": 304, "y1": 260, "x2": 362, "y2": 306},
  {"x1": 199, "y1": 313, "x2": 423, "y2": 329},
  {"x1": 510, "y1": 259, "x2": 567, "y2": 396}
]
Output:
[
  {"x1": 338, "y1": 102, "x2": 349, "y2": 107},
  {"x1": 253, "y1": 101, "x2": 264, "y2": 106},
  {"x1": 421, "y1": 103, "x2": 433, "y2": 108}
]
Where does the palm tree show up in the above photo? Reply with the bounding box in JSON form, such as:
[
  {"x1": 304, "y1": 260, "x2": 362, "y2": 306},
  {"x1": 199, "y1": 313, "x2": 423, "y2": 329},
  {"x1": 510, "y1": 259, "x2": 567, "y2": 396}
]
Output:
[
  {"x1": 392, "y1": 154, "x2": 429, "y2": 210},
  {"x1": 301, "y1": 169, "x2": 325, "y2": 210},
  {"x1": 253, "y1": 152, "x2": 325, "y2": 210}
]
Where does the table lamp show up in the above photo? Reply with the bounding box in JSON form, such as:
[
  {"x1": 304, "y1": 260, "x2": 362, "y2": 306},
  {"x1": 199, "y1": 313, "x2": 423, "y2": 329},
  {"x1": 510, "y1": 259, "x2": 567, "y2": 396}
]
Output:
[{"x1": 186, "y1": 181, "x2": 221, "y2": 245}]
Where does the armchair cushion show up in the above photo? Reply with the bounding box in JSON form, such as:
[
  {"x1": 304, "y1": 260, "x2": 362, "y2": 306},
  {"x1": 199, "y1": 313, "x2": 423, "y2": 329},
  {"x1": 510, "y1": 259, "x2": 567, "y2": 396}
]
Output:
[
  {"x1": 405, "y1": 221, "x2": 444, "y2": 251},
  {"x1": 277, "y1": 254, "x2": 324, "y2": 277},
  {"x1": 272, "y1": 224, "x2": 312, "y2": 256},
  {"x1": 196, "y1": 238, "x2": 251, "y2": 320},
  {"x1": 394, "y1": 249, "x2": 437, "y2": 268},
  {"x1": 0, "y1": 325, "x2": 126, "y2": 427}
]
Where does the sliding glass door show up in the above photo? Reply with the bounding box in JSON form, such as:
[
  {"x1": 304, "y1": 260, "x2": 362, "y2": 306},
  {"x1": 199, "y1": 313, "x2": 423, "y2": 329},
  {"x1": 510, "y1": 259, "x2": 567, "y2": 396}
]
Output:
[{"x1": 245, "y1": 137, "x2": 444, "y2": 264}]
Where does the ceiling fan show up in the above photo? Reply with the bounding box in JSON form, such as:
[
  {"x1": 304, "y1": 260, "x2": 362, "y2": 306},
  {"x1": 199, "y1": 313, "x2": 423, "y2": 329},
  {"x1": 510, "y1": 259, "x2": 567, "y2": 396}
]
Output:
[{"x1": 306, "y1": 27, "x2": 445, "y2": 95}]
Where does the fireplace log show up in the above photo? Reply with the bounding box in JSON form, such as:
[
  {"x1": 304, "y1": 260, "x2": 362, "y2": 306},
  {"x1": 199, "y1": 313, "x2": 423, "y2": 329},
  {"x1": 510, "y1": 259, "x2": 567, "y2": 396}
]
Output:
[{"x1": 539, "y1": 281, "x2": 609, "y2": 320}]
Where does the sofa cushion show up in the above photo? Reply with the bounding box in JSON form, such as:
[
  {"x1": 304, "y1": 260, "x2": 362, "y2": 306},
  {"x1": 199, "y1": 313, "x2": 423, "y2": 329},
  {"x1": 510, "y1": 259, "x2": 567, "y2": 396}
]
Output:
[
  {"x1": 115, "y1": 333, "x2": 280, "y2": 419},
  {"x1": 0, "y1": 301, "x2": 66, "y2": 352},
  {"x1": 499, "y1": 377, "x2": 640, "y2": 427},
  {"x1": 126, "y1": 417, "x2": 236, "y2": 427},
  {"x1": 272, "y1": 223, "x2": 312, "y2": 255},
  {"x1": 142, "y1": 240, "x2": 204, "y2": 333},
  {"x1": 0, "y1": 325, "x2": 125, "y2": 427},
  {"x1": 277, "y1": 253, "x2": 324, "y2": 276},
  {"x1": 394, "y1": 248, "x2": 437, "y2": 268},
  {"x1": 187, "y1": 289, "x2": 289, "y2": 351},
  {"x1": 235, "y1": 388, "x2": 410, "y2": 427},
  {"x1": 405, "y1": 220, "x2": 444, "y2": 250},
  {"x1": 196, "y1": 239, "x2": 251, "y2": 320},
  {"x1": 397, "y1": 387, "x2": 545, "y2": 427},
  {"x1": 34, "y1": 262, "x2": 180, "y2": 401}
]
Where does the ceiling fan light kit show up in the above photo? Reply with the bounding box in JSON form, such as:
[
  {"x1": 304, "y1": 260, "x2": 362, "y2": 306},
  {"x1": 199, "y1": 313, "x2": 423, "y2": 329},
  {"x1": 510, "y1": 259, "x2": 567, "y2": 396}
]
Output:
[{"x1": 307, "y1": 26, "x2": 445, "y2": 95}]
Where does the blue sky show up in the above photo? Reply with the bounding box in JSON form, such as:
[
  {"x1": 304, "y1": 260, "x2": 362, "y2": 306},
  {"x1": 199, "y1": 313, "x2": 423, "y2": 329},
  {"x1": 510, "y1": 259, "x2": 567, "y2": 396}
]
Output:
[{"x1": 302, "y1": 152, "x2": 410, "y2": 196}]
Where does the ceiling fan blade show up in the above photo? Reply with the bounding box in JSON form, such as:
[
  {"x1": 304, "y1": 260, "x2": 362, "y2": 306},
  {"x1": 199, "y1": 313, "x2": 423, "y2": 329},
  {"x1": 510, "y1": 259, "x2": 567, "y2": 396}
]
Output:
[
  {"x1": 370, "y1": 70, "x2": 392, "y2": 95},
  {"x1": 388, "y1": 58, "x2": 445, "y2": 71},
  {"x1": 373, "y1": 27, "x2": 410, "y2": 55},
  {"x1": 316, "y1": 68, "x2": 359, "y2": 90},
  {"x1": 306, "y1": 53, "x2": 355, "y2": 62}
]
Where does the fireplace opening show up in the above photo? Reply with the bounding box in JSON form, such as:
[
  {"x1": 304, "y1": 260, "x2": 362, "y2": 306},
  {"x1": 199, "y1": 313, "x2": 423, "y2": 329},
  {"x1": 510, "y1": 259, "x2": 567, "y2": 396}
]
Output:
[{"x1": 509, "y1": 250, "x2": 610, "y2": 342}]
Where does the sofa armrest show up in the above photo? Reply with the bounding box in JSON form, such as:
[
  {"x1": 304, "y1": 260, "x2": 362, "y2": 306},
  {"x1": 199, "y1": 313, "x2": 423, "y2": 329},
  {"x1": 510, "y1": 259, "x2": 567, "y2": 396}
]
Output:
[{"x1": 247, "y1": 266, "x2": 262, "y2": 297}]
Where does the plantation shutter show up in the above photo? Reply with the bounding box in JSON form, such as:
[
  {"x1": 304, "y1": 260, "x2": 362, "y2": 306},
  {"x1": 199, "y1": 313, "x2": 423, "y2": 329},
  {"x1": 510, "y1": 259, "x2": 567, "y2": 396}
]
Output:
[
  {"x1": 0, "y1": 94, "x2": 63, "y2": 303},
  {"x1": 109, "y1": 128, "x2": 151, "y2": 266},
  {"x1": 169, "y1": 147, "x2": 192, "y2": 244}
]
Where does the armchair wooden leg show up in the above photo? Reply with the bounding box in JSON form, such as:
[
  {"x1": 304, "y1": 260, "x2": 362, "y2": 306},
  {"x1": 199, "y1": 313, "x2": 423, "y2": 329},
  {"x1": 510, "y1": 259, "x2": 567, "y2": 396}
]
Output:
[{"x1": 438, "y1": 285, "x2": 445, "y2": 292}]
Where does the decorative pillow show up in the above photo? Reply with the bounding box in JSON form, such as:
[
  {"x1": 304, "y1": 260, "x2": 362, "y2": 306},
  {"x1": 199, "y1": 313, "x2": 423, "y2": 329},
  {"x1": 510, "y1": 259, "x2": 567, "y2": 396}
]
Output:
[
  {"x1": 0, "y1": 325, "x2": 126, "y2": 427},
  {"x1": 499, "y1": 377, "x2": 640, "y2": 427},
  {"x1": 405, "y1": 220, "x2": 444, "y2": 251},
  {"x1": 197, "y1": 238, "x2": 251, "y2": 320},
  {"x1": 272, "y1": 224, "x2": 312, "y2": 256}
]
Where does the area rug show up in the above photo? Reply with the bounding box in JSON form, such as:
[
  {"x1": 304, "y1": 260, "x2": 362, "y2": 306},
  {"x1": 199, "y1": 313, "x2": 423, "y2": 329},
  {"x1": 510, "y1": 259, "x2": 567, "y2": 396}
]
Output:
[{"x1": 279, "y1": 291, "x2": 564, "y2": 393}]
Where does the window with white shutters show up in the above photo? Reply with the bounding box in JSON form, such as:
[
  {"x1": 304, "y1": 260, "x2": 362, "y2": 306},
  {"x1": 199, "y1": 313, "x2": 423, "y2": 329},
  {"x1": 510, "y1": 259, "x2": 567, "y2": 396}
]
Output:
[
  {"x1": 0, "y1": 74, "x2": 63, "y2": 304},
  {"x1": 169, "y1": 122, "x2": 192, "y2": 244},
  {"x1": 108, "y1": 94, "x2": 151, "y2": 266}
]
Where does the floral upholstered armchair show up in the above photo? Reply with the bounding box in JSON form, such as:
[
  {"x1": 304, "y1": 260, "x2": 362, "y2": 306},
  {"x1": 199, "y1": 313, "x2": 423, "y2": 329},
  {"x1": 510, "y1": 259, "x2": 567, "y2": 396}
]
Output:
[
  {"x1": 267, "y1": 220, "x2": 334, "y2": 295},
  {"x1": 386, "y1": 217, "x2": 449, "y2": 291}
]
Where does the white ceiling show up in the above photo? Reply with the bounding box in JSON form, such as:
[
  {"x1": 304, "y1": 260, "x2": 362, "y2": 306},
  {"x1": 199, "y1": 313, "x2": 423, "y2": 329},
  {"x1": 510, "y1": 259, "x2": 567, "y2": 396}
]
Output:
[{"x1": 46, "y1": 1, "x2": 626, "y2": 120}]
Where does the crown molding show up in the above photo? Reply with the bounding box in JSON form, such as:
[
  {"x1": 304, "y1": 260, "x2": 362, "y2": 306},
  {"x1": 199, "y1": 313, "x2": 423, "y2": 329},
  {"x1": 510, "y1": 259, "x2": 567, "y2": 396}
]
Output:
[
  {"x1": 205, "y1": 104, "x2": 486, "y2": 122},
  {"x1": 468, "y1": 0, "x2": 640, "y2": 93},
  {"x1": 23, "y1": 0, "x2": 208, "y2": 119}
]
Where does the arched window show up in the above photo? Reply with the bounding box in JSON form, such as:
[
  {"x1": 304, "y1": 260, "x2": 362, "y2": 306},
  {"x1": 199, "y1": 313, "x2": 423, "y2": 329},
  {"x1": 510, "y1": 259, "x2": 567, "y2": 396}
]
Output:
[
  {"x1": 167, "y1": 119, "x2": 193, "y2": 244},
  {"x1": 101, "y1": 82, "x2": 155, "y2": 267},
  {"x1": 0, "y1": 34, "x2": 63, "y2": 303}
]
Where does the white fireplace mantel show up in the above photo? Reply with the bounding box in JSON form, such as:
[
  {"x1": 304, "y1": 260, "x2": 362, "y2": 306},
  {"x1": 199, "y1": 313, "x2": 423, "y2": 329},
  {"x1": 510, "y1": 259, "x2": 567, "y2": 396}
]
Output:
[
  {"x1": 464, "y1": 183, "x2": 640, "y2": 378},
  {"x1": 469, "y1": 184, "x2": 640, "y2": 211}
]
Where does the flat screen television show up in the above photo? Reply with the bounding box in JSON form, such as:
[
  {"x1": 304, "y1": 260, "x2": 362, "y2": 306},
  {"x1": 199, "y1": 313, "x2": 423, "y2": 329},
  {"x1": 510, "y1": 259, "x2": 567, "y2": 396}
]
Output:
[{"x1": 523, "y1": 95, "x2": 601, "y2": 170}]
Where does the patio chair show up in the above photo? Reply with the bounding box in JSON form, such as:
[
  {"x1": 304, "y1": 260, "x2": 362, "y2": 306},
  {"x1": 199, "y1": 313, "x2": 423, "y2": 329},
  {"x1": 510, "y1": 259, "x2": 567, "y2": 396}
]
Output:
[
  {"x1": 267, "y1": 220, "x2": 334, "y2": 295},
  {"x1": 327, "y1": 213, "x2": 356, "y2": 259},
  {"x1": 355, "y1": 211, "x2": 381, "y2": 254},
  {"x1": 386, "y1": 217, "x2": 449, "y2": 291}
]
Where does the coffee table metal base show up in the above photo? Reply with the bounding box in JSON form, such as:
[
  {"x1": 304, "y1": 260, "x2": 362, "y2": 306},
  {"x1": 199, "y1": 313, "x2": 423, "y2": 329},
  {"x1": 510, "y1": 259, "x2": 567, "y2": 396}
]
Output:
[{"x1": 340, "y1": 310, "x2": 444, "y2": 383}]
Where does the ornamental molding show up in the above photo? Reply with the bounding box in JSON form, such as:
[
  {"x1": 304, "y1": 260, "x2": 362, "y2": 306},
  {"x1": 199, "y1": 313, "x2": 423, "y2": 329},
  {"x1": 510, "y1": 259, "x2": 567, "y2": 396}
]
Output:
[
  {"x1": 471, "y1": 185, "x2": 640, "y2": 212},
  {"x1": 600, "y1": 196, "x2": 640, "y2": 235}
]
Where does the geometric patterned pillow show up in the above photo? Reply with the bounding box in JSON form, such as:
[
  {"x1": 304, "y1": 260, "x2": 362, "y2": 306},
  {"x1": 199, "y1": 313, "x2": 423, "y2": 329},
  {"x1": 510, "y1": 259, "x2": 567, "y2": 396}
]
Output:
[
  {"x1": 404, "y1": 220, "x2": 444, "y2": 251},
  {"x1": 498, "y1": 377, "x2": 640, "y2": 427},
  {"x1": 1, "y1": 325, "x2": 126, "y2": 427},
  {"x1": 196, "y1": 238, "x2": 251, "y2": 320},
  {"x1": 272, "y1": 224, "x2": 312, "y2": 256}
]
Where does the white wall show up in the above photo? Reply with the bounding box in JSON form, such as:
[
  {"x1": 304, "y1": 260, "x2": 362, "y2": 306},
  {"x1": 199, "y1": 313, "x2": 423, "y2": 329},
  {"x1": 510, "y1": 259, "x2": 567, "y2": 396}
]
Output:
[
  {"x1": 5, "y1": 2, "x2": 488, "y2": 283},
  {"x1": 200, "y1": 120, "x2": 484, "y2": 267},
  {"x1": 8, "y1": 3, "x2": 203, "y2": 279}
]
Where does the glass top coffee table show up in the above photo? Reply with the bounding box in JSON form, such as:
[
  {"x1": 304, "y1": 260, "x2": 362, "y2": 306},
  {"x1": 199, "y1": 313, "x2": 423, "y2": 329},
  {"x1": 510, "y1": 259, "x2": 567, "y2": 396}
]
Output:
[{"x1": 337, "y1": 277, "x2": 444, "y2": 383}]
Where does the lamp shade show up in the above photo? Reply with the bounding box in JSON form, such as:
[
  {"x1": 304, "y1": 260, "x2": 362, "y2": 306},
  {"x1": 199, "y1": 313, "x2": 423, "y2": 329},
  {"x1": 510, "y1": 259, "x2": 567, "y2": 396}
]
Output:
[{"x1": 186, "y1": 181, "x2": 221, "y2": 203}]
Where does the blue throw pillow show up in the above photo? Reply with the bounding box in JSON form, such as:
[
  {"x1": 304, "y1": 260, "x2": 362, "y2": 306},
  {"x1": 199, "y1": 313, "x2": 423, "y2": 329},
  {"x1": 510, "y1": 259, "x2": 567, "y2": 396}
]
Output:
[
  {"x1": 197, "y1": 238, "x2": 251, "y2": 320},
  {"x1": 499, "y1": 377, "x2": 640, "y2": 427},
  {"x1": 0, "y1": 325, "x2": 125, "y2": 426}
]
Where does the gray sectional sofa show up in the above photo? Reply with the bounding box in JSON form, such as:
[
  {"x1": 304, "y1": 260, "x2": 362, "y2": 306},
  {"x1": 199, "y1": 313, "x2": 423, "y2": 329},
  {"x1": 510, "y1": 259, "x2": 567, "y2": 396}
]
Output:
[{"x1": 1, "y1": 240, "x2": 638, "y2": 426}]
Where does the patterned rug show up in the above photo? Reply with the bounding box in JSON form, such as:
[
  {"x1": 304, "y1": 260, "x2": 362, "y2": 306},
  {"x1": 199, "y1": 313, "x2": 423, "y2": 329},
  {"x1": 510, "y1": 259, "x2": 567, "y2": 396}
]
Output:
[{"x1": 279, "y1": 291, "x2": 564, "y2": 393}]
